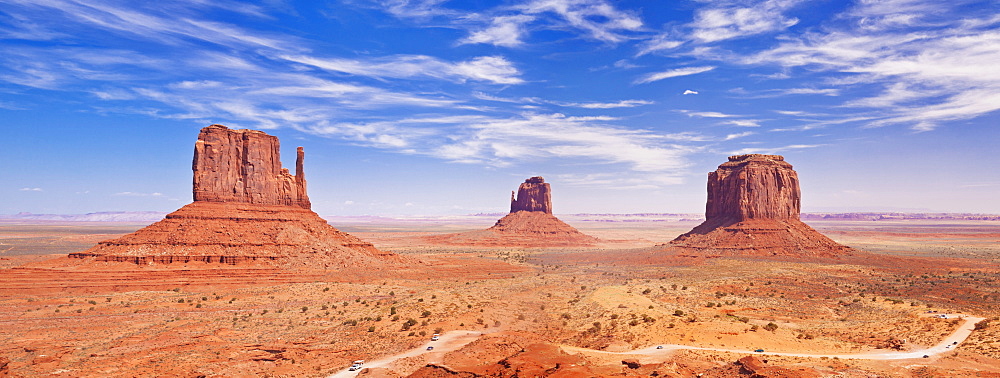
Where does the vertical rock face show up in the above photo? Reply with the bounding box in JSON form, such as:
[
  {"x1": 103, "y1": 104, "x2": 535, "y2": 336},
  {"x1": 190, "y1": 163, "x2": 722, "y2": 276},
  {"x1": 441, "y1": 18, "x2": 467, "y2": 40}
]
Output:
[
  {"x1": 671, "y1": 154, "x2": 852, "y2": 258},
  {"x1": 705, "y1": 154, "x2": 800, "y2": 222},
  {"x1": 192, "y1": 124, "x2": 310, "y2": 209},
  {"x1": 70, "y1": 124, "x2": 398, "y2": 267},
  {"x1": 510, "y1": 176, "x2": 552, "y2": 214}
]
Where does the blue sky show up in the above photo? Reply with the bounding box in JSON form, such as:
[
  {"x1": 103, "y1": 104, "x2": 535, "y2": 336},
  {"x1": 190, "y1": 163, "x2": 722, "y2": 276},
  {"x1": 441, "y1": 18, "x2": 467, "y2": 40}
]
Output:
[{"x1": 2, "y1": 0, "x2": 999, "y2": 216}]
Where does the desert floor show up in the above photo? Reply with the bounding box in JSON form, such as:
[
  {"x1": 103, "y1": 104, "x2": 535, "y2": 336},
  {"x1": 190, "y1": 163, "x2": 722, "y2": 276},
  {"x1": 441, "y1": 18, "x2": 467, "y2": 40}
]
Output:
[{"x1": 1, "y1": 215, "x2": 999, "y2": 377}]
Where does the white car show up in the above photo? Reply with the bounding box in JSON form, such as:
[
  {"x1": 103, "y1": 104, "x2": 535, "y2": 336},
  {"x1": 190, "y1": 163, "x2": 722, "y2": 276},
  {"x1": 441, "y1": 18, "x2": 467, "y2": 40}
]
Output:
[
  {"x1": 348, "y1": 360, "x2": 364, "y2": 371},
  {"x1": 431, "y1": 334, "x2": 440, "y2": 341}
]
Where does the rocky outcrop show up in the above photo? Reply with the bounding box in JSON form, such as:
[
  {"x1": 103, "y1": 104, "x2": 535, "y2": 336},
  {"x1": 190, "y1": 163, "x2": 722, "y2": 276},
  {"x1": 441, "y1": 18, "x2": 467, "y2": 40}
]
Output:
[
  {"x1": 192, "y1": 124, "x2": 310, "y2": 208},
  {"x1": 425, "y1": 177, "x2": 597, "y2": 247},
  {"x1": 737, "y1": 355, "x2": 821, "y2": 378},
  {"x1": 510, "y1": 177, "x2": 552, "y2": 214},
  {"x1": 70, "y1": 125, "x2": 399, "y2": 268},
  {"x1": 670, "y1": 154, "x2": 853, "y2": 258}
]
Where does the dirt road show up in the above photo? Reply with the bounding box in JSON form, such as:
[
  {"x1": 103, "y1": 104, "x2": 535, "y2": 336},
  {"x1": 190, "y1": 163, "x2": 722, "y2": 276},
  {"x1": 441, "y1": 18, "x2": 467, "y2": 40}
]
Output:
[
  {"x1": 328, "y1": 331, "x2": 484, "y2": 378},
  {"x1": 563, "y1": 314, "x2": 986, "y2": 361},
  {"x1": 328, "y1": 313, "x2": 983, "y2": 376}
]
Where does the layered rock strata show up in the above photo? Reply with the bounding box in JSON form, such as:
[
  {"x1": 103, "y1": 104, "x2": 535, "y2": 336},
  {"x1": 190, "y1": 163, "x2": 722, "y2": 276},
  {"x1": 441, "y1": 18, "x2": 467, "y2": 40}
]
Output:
[
  {"x1": 428, "y1": 177, "x2": 597, "y2": 247},
  {"x1": 70, "y1": 124, "x2": 398, "y2": 267},
  {"x1": 670, "y1": 154, "x2": 852, "y2": 257},
  {"x1": 510, "y1": 176, "x2": 552, "y2": 214},
  {"x1": 192, "y1": 124, "x2": 310, "y2": 208}
]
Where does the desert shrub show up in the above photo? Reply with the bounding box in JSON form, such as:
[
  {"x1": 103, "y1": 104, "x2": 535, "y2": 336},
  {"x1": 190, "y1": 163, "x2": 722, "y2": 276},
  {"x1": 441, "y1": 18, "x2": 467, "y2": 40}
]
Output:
[
  {"x1": 323, "y1": 287, "x2": 330, "y2": 292},
  {"x1": 629, "y1": 319, "x2": 640, "y2": 326},
  {"x1": 750, "y1": 325, "x2": 759, "y2": 331},
  {"x1": 178, "y1": 299, "x2": 185, "y2": 303},
  {"x1": 642, "y1": 288, "x2": 652, "y2": 295},
  {"x1": 301, "y1": 306, "x2": 308, "y2": 313},
  {"x1": 390, "y1": 306, "x2": 397, "y2": 315},
  {"x1": 421, "y1": 310, "x2": 431, "y2": 318},
  {"x1": 975, "y1": 319, "x2": 990, "y2": 330},
  {"x1": 560, "y1": 313, "x2": 572, "y2": 320},
  {"x1": 764, "y1": 322, "x2": 779, "y2": 332},
  {"x1": 610, "y1": 314, "x2": 619, "y2": 319},
  {"x1": 88, "y1": 300, "x2": 97, "y2": 305},
  {"x1": 368, "y1": 326, "x2": 375, "y2": 332},
  {"x1": 673, "y1": 310, "x2": 684, "y2": 317}
]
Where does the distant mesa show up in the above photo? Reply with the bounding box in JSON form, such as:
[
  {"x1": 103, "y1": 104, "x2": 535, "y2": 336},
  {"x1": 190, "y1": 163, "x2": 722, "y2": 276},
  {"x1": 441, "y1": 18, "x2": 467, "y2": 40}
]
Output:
[
  {"x1": 69, "y1": 124, "x2": 400, "y2": 268},
  {"x1": 669, "y1": 154, "x2": 853, "y2": 257},
  {"x1": 426, "y1": 177, "x2": 598, "y2": 247}
]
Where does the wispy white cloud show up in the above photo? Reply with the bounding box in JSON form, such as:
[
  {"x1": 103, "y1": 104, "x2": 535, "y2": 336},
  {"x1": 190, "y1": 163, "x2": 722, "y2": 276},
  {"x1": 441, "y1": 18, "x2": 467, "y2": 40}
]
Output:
[
  {"x1": 297, "y1": 112, "x2": 702, "y2": 185},
  {"x1": 723, "y1": 119, "x2": 761, "y2": 127},
  {"x1": 679, "y1": 110, "x2": 738, "y2": 118},
  {"x1": 562, "y1": 99, "x2": 654, "y2": 109},
  {"x1": 19, "y1": 187, "x2": 43, "y2": 192},
  {"x1": 724, "y1": 131, "x2": 755, "y2": 140},
  {"x1": 282, "y1": 54, "x2": 524, "y2": 85},
  {"x1": 517, "y1": 0, "x2": 643, "y2": 43},
  {"x1": 471, "y1": 92, "x2": 652, "y2": 109},
  {"x1": 460, "y1": 15, "x2": 534, "y2": 47},
  {"x1": 739, "y1": 2, "x2": 1000, "y2": 131},
  {"x1": 730, "y1": 144, "x2": 821, "y2": 155},
  {"x1": 636, "y1": 36, "x2": 685, "y2": 57},
  {"x1": 689, "y1": 0, "x2": 802, "y2": 43},
  {"x1": 635, "y1": 66, "x2": 715, "y2": 84},
  {"x1": 114, "y1": 191, "x2": 163, "y2": 197},
  {"x1": 682, "y1": 89, "x2": 699, "y2": 95}
]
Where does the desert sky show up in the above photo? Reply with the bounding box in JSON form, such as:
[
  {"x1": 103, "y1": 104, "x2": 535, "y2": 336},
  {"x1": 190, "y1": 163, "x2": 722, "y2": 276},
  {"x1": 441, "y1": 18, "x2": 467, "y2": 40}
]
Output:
[{"x1": 2, "y1": 0, "x2": 998, "y2": 215}]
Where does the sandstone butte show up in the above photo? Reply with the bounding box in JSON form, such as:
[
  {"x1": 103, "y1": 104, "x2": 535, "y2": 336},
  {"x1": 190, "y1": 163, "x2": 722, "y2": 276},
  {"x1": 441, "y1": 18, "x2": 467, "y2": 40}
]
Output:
[
  {"x1": 426, "y1": 177, "x2": 598, "y2": 247},
  {"x1": 669, "y1": 154, "x2": 854, "y2": 258},
  {"x1": 68, "y1": 124, "x2": 400, "y2": 268}
]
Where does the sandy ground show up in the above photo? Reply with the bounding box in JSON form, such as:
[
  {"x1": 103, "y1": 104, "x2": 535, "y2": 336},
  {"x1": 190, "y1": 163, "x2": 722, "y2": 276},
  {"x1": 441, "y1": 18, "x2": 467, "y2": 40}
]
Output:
[{"x1": 1, "y1": 216, "x2": 999, "y2": 376}]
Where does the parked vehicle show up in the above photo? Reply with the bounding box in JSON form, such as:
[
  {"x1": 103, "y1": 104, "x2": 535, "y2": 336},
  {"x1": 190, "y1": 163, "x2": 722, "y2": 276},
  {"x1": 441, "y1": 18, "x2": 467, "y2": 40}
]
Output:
[{"x1": 348, "y1": 360, "x2": 365, "y2": 371}]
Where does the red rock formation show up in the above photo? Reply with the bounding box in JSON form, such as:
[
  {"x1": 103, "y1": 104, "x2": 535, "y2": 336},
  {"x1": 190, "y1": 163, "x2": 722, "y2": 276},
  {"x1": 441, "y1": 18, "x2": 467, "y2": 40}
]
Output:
[
  {"x1": 736, "y1": 355, "x2": 821, "y2": 378},
  {"x1": 510, "y1": 176, "x2": 552, "y2": 214},
  {"x1": 69, "y1": 124, "x2": 399, "y2": 268},
  {"x1": 425, "y1": 177, "x2": 597, "y2": 247},
  {"x1": 670, "y1": 154, "x2": 853, "y2": 257},
  {"x1": 192, "y1": 124, "x2": 310, "y2": 208}
]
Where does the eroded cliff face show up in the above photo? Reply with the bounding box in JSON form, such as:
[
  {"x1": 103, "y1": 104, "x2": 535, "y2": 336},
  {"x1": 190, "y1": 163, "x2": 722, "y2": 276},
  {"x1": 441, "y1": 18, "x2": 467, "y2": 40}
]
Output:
[
  {"x1": 671, "y1": 154, "x2": 852, "y2": 258},
  {"x1": 510, "y1": 177, "x2": 552, "y2": 214},
  {"x1": 706, "y1": 154, "x2": 800, "y2": 222},
  {"x1": 71, "y1": 124, "x2": 398, "y2": 267},
  {"x1": 192, "y1": 124, "x2": 310, "y2": 209}
]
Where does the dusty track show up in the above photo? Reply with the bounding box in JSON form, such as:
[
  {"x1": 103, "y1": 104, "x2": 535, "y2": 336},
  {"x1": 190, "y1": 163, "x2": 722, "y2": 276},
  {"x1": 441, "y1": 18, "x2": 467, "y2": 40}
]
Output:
[
  {"x1": 327, "y1": 314, "x2": 984, "y2": 376},
  {"x1": 562, "y1": 313, "x2": 985, "y2": 361}
]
